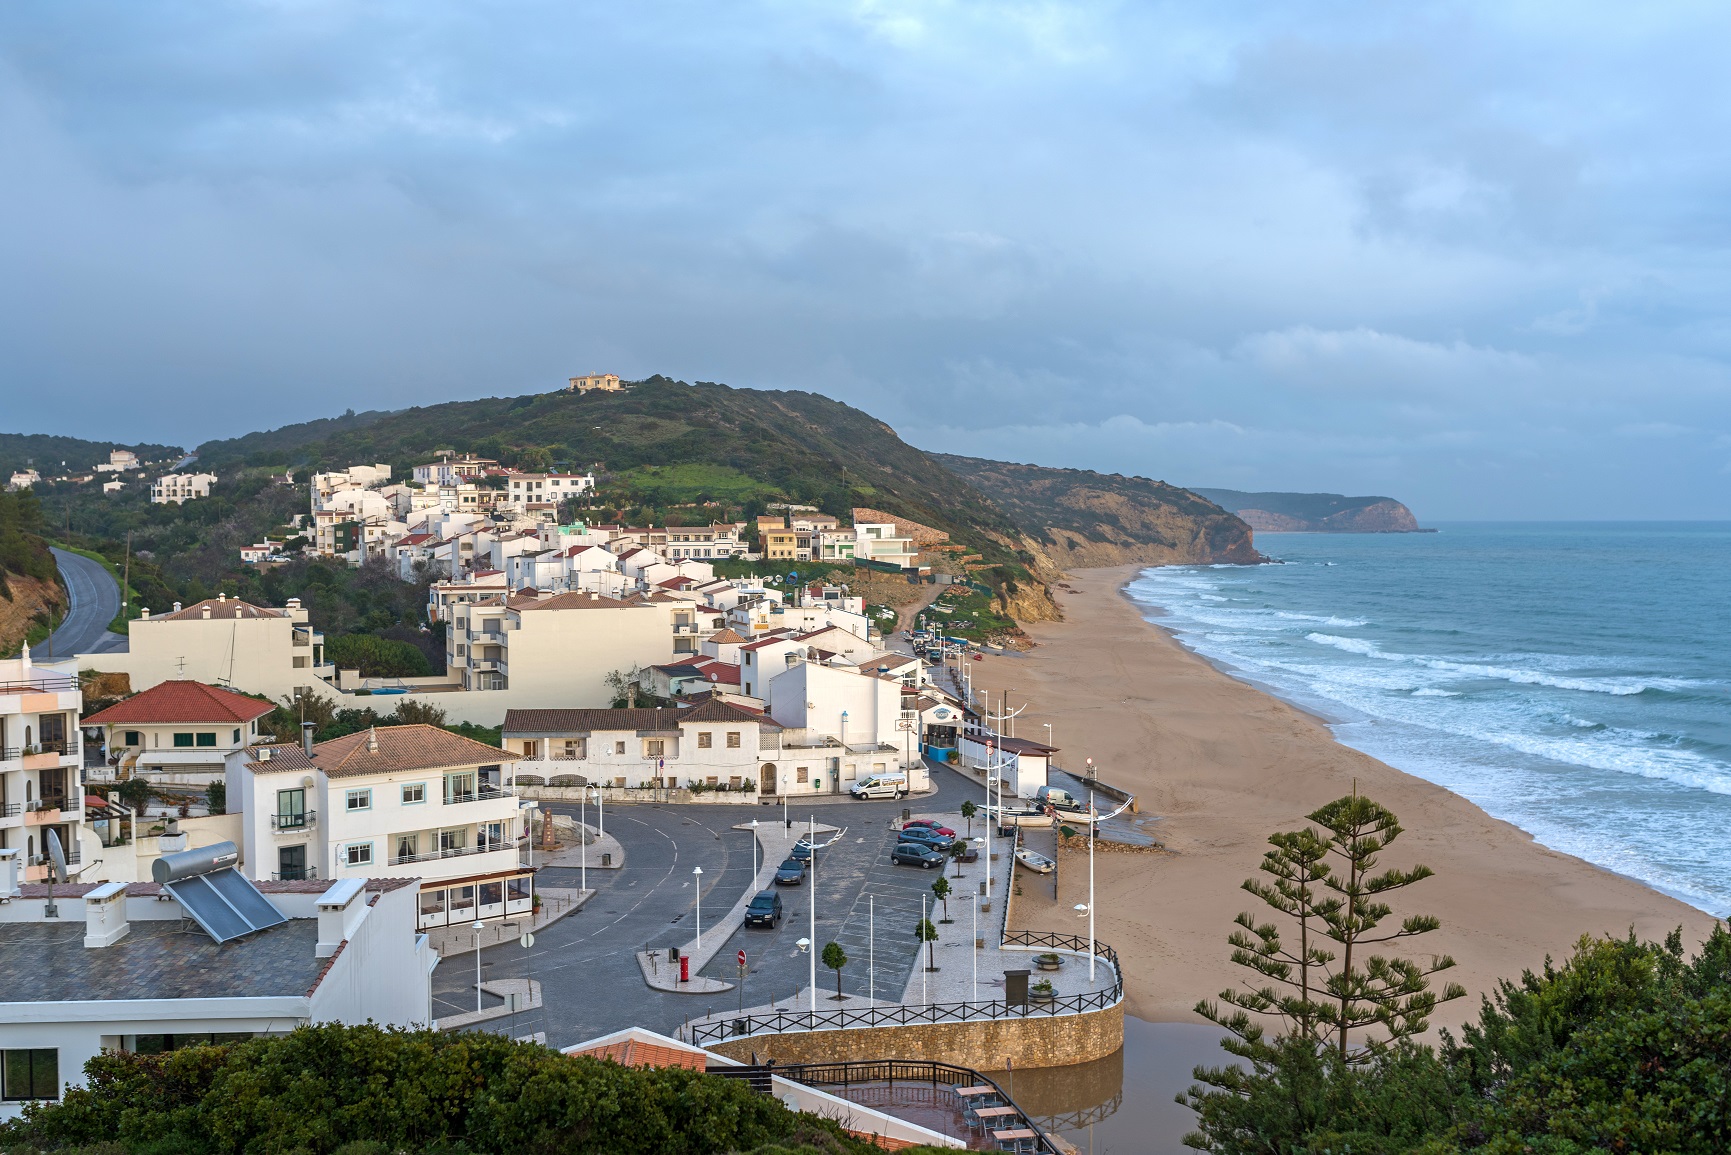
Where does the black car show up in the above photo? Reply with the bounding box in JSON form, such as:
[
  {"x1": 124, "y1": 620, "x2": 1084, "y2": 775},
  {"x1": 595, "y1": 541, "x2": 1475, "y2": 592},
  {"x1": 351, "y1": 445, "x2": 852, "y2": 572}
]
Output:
[
  {"x1": 891, "y1": 843, "x2": 946, "y2": 869},
  {"x1": 745, "y1": 890, "x2": 783, "y2": 927},
  {"x1": 896, "y1": 828, "x2": 958, "y2": 853},
  {"x1": 789, "y1": 841, "x2": 813, "y2": 861},
  {"x1": 773, "y1": 857, "x2": 807, "y2": 885}
]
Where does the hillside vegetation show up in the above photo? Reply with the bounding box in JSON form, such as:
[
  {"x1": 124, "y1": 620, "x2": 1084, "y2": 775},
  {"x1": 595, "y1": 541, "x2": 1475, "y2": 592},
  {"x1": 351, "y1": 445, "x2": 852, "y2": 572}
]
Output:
[
  {"x1": 0, "y1": 489, "x2": 66, "y2": 656},
  {"x1": 934, "y1": 454, "x2": 1260, "y2": 568}
]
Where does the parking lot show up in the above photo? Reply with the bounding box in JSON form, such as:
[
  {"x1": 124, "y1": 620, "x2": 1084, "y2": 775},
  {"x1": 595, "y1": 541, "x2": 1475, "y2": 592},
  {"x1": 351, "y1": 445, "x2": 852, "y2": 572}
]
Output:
[{"x1": 430, "y1": 759, "x2": 989, "y2": 1046}]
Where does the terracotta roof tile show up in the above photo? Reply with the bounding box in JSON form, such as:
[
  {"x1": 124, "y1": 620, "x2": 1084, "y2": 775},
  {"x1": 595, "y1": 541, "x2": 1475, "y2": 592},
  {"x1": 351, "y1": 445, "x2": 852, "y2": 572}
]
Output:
[
  {"x1": 158, "y1": 598, "x2": 284, "y2": 621},
  {"x1": 503, "y1": 701, "x2": 773, "y2": 734},
  {"x1": 309, "y1": 724, "x2": 515, "y2": 780},
  {"x1": 84, "y1": 680, "x2": 276, "y2": 726},
  {"x1": 706, "y1": 628, "x2": 747, "y2": 644}
]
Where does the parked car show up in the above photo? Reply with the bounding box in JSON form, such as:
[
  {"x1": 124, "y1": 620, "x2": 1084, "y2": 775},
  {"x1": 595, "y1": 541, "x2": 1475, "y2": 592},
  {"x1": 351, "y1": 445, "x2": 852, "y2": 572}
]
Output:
[
  {"x1": 789, "y1": 841, "x2": 813, "y2": 861},
  {"x1": 891, "y1": 843, "x2": 946, "y2": 869},
  {"x1": 745, "y1": 889, "x2": 784, "y2": 928},
  {"x1": 896, "y1": 828, "x2": 958, "y2": 852},
  {"x1": 773, "y1": 857, "x2": 807, "y2": 885},
  {"x1": 903, "y1": 820, "x2": 956, "y2": 837}
]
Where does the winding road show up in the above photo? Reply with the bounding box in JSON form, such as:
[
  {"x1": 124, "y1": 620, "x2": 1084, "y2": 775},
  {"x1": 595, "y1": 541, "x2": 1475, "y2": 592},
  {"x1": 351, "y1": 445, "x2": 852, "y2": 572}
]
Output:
[{"x1": 44, "y1": 547, "x2": 128, "y2": 658}]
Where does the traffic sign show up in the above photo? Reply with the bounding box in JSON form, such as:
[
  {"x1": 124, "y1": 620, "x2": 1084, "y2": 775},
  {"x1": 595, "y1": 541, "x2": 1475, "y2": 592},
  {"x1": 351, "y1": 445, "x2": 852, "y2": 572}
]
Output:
[{"x1": 737, "y1": 949, "x2": 747, "y2": 967}]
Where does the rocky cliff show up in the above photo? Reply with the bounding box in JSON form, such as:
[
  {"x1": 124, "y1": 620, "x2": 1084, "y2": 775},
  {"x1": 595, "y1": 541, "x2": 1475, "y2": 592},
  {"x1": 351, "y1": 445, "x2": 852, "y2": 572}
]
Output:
[
  {"x1": 1190, "y1": 489, "x2": 1425, "y2": 533},
  {"x1": 933, "y1": 455, "x2": 1262, "y2": 569}
]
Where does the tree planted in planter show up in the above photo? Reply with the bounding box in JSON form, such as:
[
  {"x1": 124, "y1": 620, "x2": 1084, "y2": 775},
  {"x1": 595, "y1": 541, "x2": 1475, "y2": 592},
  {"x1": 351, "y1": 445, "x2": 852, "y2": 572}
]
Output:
[
  {"x1": 915, "y1": 918, "x2": 939, "y2": 971},
  {"x1": 932, "y1": 876, "x2": 952, "y2": 923},
  {"x1": 960, "y1": 799, "x2": 977, "y2": 835},
  {"x1": 822, "y1": 941, "x2": 848, "y2": 1001}
]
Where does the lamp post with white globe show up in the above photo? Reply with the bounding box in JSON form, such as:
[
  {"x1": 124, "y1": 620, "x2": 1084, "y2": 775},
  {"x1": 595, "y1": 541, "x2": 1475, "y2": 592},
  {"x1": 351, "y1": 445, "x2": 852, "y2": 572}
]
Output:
[{"x1": 693, "y1": 866, "x2": 704, "y2": 948}]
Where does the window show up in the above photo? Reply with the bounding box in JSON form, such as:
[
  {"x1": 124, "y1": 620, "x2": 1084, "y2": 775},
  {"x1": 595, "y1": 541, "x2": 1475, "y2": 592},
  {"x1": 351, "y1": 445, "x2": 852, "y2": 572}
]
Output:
[
  {"x1": 276, "y1": 789, "x2": 306, "y2": 828},
  {"x1": 2, "y1": 1049, "x2": 58, "y2": 1101},
  {"x1": 346, "y1": 789, "x2": 372, "y2": 811},
  {"x1": 646, "y1": 739, "x2": 665, "y2": 757},
  {"x1": 402, "y1": 782, "x2": 426, "y2": 804},
  {"x1": 345, "y1": 842, "x2": 373, "y2": 867},
  {"x1": 440, "y1": 828, "x2": 467, "y2": 853},
  {"x1": 614, "y1": 741, "x2": 626, "y2": 755},
  {"x1": 697, "y1": 731, "x2": 712, "y2": 749},
  {"x1": 123, "y1": 730, "x2": 141, "y2": 747},
  {"x1": 796, "y1": 766, "x2": 809, "y2": 784},
  {"x1": 726, "y1": 732, "x2": 741, "y2": 749},
  {"x1": 232, "y1": 729, "x2": 241, "y2": 744},
  {"x1": 395, "y1": 834, "x2": 418, "y2": 863},
  {"x1": 443, "y1": 772, "x2": 476, "y2": 804},
  {"x1": 196, "y1": 733, "x2": 217, "y2": 748},
  {"x1": 172, "y1": 733, "x2": 195, "y2": 748}
]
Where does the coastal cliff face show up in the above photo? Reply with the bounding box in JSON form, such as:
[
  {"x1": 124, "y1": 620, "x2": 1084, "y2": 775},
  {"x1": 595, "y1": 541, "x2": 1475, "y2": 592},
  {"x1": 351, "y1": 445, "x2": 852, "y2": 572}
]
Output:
[
  {"x1": 1191, "y1": 489, "x2": 1425, "y2": 533},
  {"x1": 931, "y1": 455, "x2": 1262, "y2": 569}
]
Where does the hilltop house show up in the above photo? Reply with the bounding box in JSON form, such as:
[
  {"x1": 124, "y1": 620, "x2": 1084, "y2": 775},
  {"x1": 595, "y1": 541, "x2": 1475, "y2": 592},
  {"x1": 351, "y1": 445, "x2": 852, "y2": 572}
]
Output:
[{"x1": 149, "y1": 472, "x2": 217, "y2": 505}]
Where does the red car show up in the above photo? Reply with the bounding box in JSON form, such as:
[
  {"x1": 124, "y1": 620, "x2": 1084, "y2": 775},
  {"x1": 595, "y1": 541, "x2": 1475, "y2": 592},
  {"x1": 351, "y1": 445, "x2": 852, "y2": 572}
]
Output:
[{"x1": 903, "y1": 820, "x2": 956, "y2": 837}]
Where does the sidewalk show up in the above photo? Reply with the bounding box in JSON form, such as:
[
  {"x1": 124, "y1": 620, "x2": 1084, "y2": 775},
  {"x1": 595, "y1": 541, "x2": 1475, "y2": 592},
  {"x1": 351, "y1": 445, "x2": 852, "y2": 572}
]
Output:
[
  {"x1": 435, "y1": 978, "x2": 543, "y2": 1031},
  {"x1": 636, "y1": 819, "x2": 838, "y2": 993},
  {"x1": 527, "y1": 820, "x2": 626, "y2": 869}
]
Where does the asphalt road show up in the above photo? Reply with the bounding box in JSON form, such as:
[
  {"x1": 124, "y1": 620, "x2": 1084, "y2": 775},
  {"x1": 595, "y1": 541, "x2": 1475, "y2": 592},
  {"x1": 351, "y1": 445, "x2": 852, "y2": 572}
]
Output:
[
  {"x1": 45, "y1": 547, "x2": 127, "y2": 658},
  {"x1": 434, "y1": 761, "x2": 991, "y2": 1047}
]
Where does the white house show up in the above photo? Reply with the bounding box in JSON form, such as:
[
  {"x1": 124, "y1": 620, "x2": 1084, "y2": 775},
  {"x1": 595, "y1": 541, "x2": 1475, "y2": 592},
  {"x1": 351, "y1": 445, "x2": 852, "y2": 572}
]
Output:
[
  {"x1": 94, "y1": 449, "x2": 139, "y2": 474},
  {"x1": 82, "y1": 680, "x2": 275, "y2": 788},
  {"x1": 6, "y1": 470, "x2": 40, "y2": 492},
  {"x1": 149, "y1": 472, "x2": 217, "y2": 505},
  {"x1": 228, "y1": 724, "x2": 533, "y2": 928},
  {"x1": 0, "y1": 858, "x2": 435, "y2": 1119}
]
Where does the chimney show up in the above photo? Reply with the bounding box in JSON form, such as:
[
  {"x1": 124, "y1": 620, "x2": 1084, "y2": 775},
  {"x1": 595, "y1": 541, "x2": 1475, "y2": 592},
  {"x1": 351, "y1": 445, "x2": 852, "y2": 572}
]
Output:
[
  {"x1": 173, "y1": 601, "x2": 182, "y2": 613},
  {"x1": 366, "y1": 727, "x2": 378, "y2": 752},
  {"x1": 218, "y1": 592, "x2": 227, "y2": 602},
  {"x1": 141, "y1": 608, "x2": 150, "y2": 619},
  {"x1": 202, "y1": 605, "x2": 211, "y2": 619},
  {"x1": 302, "y1": 723, "x2": 316, "y2": 758},
  {"x1": 83, "y1": 881, "x2": 130, "y2": 948},
  {"x1": 315, "y1": 878, "x2": 367, "y2": 957}
]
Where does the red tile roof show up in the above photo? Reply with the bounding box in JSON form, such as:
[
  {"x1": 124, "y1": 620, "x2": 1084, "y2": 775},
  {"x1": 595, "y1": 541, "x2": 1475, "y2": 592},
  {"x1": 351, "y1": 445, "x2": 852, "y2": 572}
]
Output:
[
  {"x1": 84, "y1": 680, "x2": 275, "y2": 726},
  {"x1": 567, "y1": 1039, "x2": 707, "y2": 1071},
  {"x1": 158, "y1": 598, "x2": 283, "y2": 621}
]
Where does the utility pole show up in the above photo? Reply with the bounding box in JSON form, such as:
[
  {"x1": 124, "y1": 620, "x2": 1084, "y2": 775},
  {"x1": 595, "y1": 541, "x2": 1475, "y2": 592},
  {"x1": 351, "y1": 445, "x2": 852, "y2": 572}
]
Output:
[{"x1": 121, "y1": 531, "x2": 132, "y2": 630}]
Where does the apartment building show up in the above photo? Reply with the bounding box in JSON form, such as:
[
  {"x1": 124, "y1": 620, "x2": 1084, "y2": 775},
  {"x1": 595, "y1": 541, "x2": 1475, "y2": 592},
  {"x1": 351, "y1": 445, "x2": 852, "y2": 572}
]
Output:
[
  {"x1": 0, "y1": 650, "x2": 87, "y2": 884},
  {"x1": 445, "y1": 588, "x2": 678, "y2": 702},
  {"x1": 228, "y1": 725, "x2": 532, "y2": 928},
  {"x1": 149, "y1": 472, "x2": 217, "y2": 505},
  {"x1": 663, "y1": 522, "x2": 747, "y2": 560},
  {"x1": 502, "y1": 472, "x2": 595, "y2": 511},
  {"x1": 850, "y1": 517, "x2": 918, "y2": 569},
  {"x1": 83, "y1": 680, "x2": 274, "y2": 787},
  {"x1": 755, "y1": 516, "x2": 802, "y2": 561},
  {"x1": 77, "y1": 595, "x2": 328, "y2": 703},
  {"x1": 411, "y1": 456, "x2": 498, "y2": 487},
  {"x1": 310, "y1": 464, "x2": 391, "y2": 506}
]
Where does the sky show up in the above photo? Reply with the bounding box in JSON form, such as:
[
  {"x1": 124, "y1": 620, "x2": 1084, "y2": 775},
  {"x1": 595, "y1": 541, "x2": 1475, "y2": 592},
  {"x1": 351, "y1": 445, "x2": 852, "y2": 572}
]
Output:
[{"x1": 4, "y1": 2, "x2": 1730, "y2": 519}]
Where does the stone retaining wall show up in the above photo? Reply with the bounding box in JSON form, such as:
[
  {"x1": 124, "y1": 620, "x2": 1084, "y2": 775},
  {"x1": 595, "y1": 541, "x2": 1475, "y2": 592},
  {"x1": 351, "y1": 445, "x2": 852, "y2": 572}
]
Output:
[{"x1": 706, "y1": 1001, "x2": 1122, "y2": 1071}]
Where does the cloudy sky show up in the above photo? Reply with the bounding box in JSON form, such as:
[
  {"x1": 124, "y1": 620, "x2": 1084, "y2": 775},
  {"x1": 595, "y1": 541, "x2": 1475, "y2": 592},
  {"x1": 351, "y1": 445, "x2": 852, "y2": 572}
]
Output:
[{"x1": 4, "y1": 2, "x2": 1728, "y2": 518}]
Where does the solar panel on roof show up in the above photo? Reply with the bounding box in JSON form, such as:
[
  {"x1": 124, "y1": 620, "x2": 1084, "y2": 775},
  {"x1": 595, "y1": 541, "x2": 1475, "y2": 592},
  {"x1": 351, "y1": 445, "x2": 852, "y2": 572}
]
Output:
[{"x1": 164, "y1": 868, "x2": 288, "y2": 944}]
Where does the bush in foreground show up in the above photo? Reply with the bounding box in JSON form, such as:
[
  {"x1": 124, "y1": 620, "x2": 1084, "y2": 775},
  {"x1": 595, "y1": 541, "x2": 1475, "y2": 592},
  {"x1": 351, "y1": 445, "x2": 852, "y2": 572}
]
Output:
[{"x1": 0, "y1": 1024, "x2": 943, "y2": 1155}]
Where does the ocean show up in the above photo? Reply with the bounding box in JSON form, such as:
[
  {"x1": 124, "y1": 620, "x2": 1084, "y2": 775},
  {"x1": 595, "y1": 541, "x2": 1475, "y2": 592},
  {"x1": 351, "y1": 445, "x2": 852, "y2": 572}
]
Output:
[{"x1": 1125, "y1": 522, "x2": 1731, "y2": 917}]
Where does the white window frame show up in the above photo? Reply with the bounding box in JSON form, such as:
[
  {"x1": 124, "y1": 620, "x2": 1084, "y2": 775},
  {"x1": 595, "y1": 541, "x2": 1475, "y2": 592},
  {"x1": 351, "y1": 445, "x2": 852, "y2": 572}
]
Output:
[
  {"x1": 401, "y1": 782, "x2": 426, "y2": 805},
  {"x1": 346, "y1": 788, "x2": 372, "y2": 812},
  {"x1": 344, "y1": 841, "x2": 374, "y2": 867}
]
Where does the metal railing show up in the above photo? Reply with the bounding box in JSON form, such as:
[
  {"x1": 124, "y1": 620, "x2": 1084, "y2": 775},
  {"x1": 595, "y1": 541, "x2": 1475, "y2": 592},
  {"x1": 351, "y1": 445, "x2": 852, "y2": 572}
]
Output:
[
  {"x1": 0, "y1": 676, "x2": 78, "y2": 694},
  {"x1": 271, "y1": 811, "x2": 316, "y2": 830},
  {"x1": 443, "y1": 785, "x2": 508, "y2": 806},
  {"x1": 0, "y1": 803, "x2": 19, "y2": 818},
  {"x1": 758, "y1": 1058, "x2": 1061, "y2": 1154},
  {"x1": 273, "y1": 868, "x2": 318, "y2": 881},
  {"x1": 687, "y1": 934, "x2": 1120, "y2": 1048}
]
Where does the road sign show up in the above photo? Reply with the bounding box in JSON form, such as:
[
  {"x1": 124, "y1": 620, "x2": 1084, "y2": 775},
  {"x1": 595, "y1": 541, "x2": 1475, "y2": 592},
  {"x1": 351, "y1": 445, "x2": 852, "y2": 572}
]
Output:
[
  {"x1": 520, "y1": 932, "x2": 536, "y2": 949},
  {"x1": 737, "y1": 949, "x2": 747, "y2": 967}
]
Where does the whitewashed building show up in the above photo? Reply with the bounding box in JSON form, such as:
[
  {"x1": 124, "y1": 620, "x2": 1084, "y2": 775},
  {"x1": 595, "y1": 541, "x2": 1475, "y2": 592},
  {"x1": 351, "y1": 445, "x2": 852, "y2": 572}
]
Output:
[
  {"x1": 83, "y1": 680, "x2": 274, "y2": 788},
  {"x1": 0, "y1": 649, "x2": 88, "y2": 884},
  {"x1": 149, "y1": 472, "x2": 217, "y2": 505}
]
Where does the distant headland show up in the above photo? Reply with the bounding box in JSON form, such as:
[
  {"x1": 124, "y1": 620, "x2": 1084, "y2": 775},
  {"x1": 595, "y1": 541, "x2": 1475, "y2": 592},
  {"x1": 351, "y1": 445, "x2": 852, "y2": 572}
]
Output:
[{"x1": 1189, "y1": 488, "x2": 1433, "y2": 533}]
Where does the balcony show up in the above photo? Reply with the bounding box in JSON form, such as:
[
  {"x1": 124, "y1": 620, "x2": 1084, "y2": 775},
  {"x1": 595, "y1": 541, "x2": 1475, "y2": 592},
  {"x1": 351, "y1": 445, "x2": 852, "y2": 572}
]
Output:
[
  {"x1": 0, "y1": 803, "x2": 20, "y2": 819},
  {"x1": 271, "y1": 810, "x2": 317, "y2": 831},
  {"x1": 389, "y1": 840, "x2": 509, "y2": 867},
  {"x1": 273, "y1": 867, "x2": 318, "y2": 881}
]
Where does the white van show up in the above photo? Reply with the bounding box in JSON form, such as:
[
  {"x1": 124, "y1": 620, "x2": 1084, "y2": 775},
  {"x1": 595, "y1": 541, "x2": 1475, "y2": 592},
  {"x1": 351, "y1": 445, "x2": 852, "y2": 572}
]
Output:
[
  {"x1": 850, "y1": 775, "x2": 909, "y2": 800},
  {"x1": 1034, "y1": 786, "x2": 1079, "y2": 809}
]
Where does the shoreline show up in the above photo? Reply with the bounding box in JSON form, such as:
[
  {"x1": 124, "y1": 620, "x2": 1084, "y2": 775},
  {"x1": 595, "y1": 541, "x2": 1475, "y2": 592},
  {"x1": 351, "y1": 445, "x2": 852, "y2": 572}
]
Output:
[{"x1": 988, "y1": 565, "x2": 1720, "y2": 1027}]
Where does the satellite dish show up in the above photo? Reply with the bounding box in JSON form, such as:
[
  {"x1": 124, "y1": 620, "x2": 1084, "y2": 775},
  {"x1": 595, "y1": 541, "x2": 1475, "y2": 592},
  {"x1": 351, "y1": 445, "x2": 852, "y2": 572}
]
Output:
[{"x1": 46, "y1": 829, "x2": 67, "y2": 883}]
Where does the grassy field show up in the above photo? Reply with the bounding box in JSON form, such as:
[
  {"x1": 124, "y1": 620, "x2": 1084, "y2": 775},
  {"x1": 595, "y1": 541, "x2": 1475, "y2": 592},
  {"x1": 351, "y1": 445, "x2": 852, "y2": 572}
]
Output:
[
  {"x1": 611, "y1": 462, "x2": 785, "y2": 505},
  {"x1": 917, "y1": 587, "x2": 1016, "y2": 641}
]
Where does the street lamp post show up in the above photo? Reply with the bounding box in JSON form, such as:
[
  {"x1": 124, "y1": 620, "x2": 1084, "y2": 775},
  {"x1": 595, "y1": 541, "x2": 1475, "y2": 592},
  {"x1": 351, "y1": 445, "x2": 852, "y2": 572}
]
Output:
[
  {"x1": 1087, "y1": 786, "x2": 1096, "y2": 981},
  {"x1": 693, "y1": 866, "x2": 704, "y2": 948},
  {"x1": 808, "y1": 815, "x2": 817, "y2": 1011},
  {"x1": 868, "y1": 895, "x2": 874, "y2": 1004},
  {"x1": 472, "y1": 920, "x2": 485, "y2": 1014},
  {"x1": 579, "y1": 788, "x2": 588, "y2": 894},
  {"x1": 749, "y1": 818, "x2": 760, "y2": 880}
]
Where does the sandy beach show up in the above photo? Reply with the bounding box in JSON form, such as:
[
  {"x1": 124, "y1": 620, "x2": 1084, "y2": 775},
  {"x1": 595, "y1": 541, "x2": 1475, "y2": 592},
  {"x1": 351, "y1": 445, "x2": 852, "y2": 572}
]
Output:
[{"x1": 989, "y1": 565, "x2": 1721, "y2": 1026}]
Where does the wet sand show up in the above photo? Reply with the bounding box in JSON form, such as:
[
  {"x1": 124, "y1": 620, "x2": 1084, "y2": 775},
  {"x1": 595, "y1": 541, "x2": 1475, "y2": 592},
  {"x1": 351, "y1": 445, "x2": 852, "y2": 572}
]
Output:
[{"x1": 987, "y1": 565, "x2": 1720, "y2": 1026}]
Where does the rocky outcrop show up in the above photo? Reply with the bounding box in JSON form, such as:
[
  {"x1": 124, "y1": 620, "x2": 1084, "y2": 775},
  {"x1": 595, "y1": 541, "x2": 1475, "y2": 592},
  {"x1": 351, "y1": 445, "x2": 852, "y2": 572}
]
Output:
[
  {"x1": 0, "y1": 575, "x2": 66, "y2": 659},
  {"x1": 1193, "y1": 489, "x2": 1426, "y2": 534}
]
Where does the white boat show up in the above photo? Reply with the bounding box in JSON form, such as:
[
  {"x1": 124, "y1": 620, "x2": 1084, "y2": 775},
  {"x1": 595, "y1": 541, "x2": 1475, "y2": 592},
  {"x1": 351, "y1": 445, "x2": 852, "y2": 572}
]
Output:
[
  {"x1": 1014, "y1": 848, "x2": 1056, "y2": 874},
  {"x1": 983, "y1": 804, "x2": 1051, "y2": 828}
]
